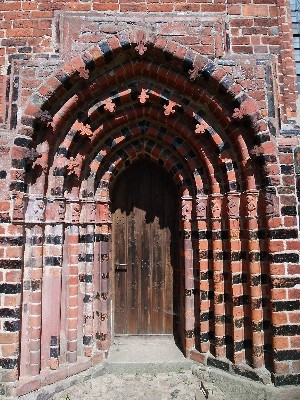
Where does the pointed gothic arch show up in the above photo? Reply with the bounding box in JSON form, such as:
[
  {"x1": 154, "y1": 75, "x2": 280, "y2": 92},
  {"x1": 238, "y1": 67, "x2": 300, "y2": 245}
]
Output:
[{"x1": 10, "y1": 35, "x2": 283, "y2": 392}]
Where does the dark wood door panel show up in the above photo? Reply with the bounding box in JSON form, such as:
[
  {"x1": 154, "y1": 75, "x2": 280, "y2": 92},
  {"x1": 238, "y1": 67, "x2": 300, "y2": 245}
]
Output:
[{"x1": 112, "y1": 160, "x2": 177, "y2": 335}]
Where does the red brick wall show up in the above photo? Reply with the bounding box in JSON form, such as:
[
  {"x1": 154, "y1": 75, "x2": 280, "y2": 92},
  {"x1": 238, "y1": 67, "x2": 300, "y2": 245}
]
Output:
[{"x1": 0, "y1": 1, "x2": 299, "y2": 397}]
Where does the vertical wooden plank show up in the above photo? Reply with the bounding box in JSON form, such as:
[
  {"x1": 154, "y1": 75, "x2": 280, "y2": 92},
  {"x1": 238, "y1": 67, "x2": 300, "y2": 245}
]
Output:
[
  {"x1": 152, "y1": 214, "x2": 160, "y2": 334},
  {"x1": 113, "y1": 188, "x2": 127, "y2": 334}
]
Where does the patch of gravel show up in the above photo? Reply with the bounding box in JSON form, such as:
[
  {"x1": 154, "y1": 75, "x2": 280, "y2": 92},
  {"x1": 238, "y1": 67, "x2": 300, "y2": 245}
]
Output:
[{"x1": 52, "y1": 370, "x2": 204, "y2": 400}]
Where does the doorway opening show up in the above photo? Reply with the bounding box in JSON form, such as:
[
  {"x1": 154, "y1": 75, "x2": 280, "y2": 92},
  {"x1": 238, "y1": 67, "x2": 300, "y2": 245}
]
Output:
[{"x1": 111, "y1": 160, "x2": 181, "y2": 346}]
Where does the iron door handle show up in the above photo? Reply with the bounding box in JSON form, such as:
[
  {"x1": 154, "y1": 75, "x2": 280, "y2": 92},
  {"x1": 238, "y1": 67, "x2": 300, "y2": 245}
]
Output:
[{"x1": 115, "y1": 261, "x2": 127, "y2": 272}]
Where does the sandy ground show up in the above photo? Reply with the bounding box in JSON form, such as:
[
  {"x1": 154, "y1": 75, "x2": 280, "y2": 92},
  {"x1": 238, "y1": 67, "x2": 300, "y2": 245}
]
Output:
[{"x1": 52, "y1": 370, "x2": 215, "y2": 400}]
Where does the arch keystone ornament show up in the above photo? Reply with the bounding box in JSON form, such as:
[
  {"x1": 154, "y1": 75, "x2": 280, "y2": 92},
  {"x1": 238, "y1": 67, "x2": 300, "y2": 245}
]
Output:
[
  {"x1": 135, "y1": 30, "x2": 148, "y2": 55},
  {"x1": 1, "y1": 10, "x2": 300, "y2": 399},
  {"x1": 138, "y1": 88, "x2": 149, "y2": 104}
]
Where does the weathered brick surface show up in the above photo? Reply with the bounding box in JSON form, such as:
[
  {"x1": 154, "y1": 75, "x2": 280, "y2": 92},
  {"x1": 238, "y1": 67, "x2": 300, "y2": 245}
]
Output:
[{"x1": 0, "y1": 2, "x2": 299, "y2": 398}]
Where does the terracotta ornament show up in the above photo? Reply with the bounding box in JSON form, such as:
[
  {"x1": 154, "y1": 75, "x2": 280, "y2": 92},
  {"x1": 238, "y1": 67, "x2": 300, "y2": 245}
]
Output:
[
  {"x1": 210, "y1": 195, "x2": 222, "y2": 219},
  {"x1": 66, "y1": 154, "x2": 83, "y2": 177},
  {"x1": 77, "y1": 66, "x2": 89, "y2": 79},
  {"x1": 73, "y1": 120, "x2": 93, "y2": 137},
  {"x1": 138, "y1": 88, "x2": 149, "y2": 104},
  {"x1": 182, "y1": 199, "x2": 192, "y2": 220},
  {"x1": 196, "y1": 197, "x2": 207, "y2": 219},
  {"x1": 195, "y1": 120, "x2": 208, "y2": 135},
  {"x1": 264, "y1": 189, "x2": 279, "y2": 216},
  {"x1": 164, "y1": 100, "x2": 177, "y2": 116},
  {"x1": 245, "y1": 192, "x2": 258, "y2": 217},
  {"x1": 227, "y1": 193, "x2": 240, "y2": 218},
  {"x1": 135, "y1": 30, "x2": 147, "y2": 55},
  {"x1": 189, "y1": 60, "x2": 202, "y2": 81},
  {"x1": 103, "y1": 98, "x2": 116, "y2": 113}
]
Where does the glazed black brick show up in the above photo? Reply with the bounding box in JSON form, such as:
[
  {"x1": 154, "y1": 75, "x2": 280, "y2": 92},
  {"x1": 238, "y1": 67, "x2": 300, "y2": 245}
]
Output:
[
  {"x1": 3, "y1": 320, "x2": 20, "y2": 332},
  {"x1": 95, "y1": 234, "x2": 109, "y2": 242},
  {"x1": 272, "y1": 300, "x2": 300, "y2": 312},
  {"x1": 273, "y1": 373, "x2": 300, "y2": 386},
  {"x1": 185, "y1": 329, "x2": 195, "y2": 338},
  {"x1": 79, "y1": 234, "x2": 94, "y2": 243},
  {"x1": 233, "y1": 295, "x2": 250, "y2": 306},
  {"x1": 11, "y1": 158, "x2": 26, "y2": 169},
  {"x1": 45, "y1": 257, "x2": 61, "y2": 266},
  {"x1": 45, "y1": 236, "x2": 62, "y2": 245},
  {"x1": 273, "y1": 325, "x2": 300, "y2": 336},
  {"x1": 83, "y1": 335, "x2": 92, "y2": 345},
  {"x1": 83, "y1": 294, "x2": 91, "y2": 303},
  {"x1": 200, "y1": 311, "x2": 214, "y2": 322},
  {"x1": 280, "y1": 164, "x2": 294, "y2": 174},
  {"x1": 0, "y1": 260, "x2": 21, "y2": 269},
  {"x1": 253, "y1": 320, "x2": 271, "y2": 332},
  {"x1": 234, "y1": 339, "x2": 252, "y2": 352},
  {"x1": 200, "y1": 291, "x2": 214, "y2": 300},
  {"x1": 50, "y1": 348, "x2": 59, "y2": 358},
  {"x1": 270, "y1": 253, "x2": 299, "y2": 263},
  {"x1": 0, "y1": 358, "x2": 18, "y2": 369},
  {"x1": 232, "y1": 273, "x2": 248, "y2": 284},
  {"x1": 251, "y1": 274, "x2": 269, "y2": 286},
  {"x1": 23, "y1": 280, "x2": 41, "y2": 291},
  {"x1": 268, "y1": 229, "x2": 298, "y2": 239},
  {"x1": 79, "y1": 274, "x2": 93, "y2": 283},
  {"x1": 9, "y1": 181, "x2": 27, "y2": 192},
  {"x1": 14, "y1": 137, "x2": 31, "y2": 148},
  {"x1": 271, "y1": 277, "x2": 300, "y2": 288},
  {"x1": 0, "y1": 236, "x2": 23, "y2": 246},
  {"x1": 235, "y1": 317, "x2": 247, "y2": 328},
  {"x1": 0, "y1": 284, "x2": 21, "y2": 294},
  {"x1": 281, "y1": 206, "x2": 297, "y2": 216},
  {"x1": 78, "y1": 254, "x2": 94, "y2": 262},
  {"x1": 275, "y1": 350, "x2": 300, "y2": 361},
  {"x1": 0, "y1": 308, "x2": 20, "y2": 319},
  {"x1": 50, "y1": 336, "x2": 58, "y2": 346}
]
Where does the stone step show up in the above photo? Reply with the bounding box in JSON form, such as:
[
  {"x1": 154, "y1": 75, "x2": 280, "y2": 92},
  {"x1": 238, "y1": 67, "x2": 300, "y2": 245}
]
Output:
[{"x1": 104, "y1": 335, "x2": 195, "y2": 374}]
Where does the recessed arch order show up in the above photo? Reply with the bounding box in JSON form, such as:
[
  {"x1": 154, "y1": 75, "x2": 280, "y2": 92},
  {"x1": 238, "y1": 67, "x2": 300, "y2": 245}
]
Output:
[{"x1": 17, "y1": 34, "x2": 277, "y2": 382}]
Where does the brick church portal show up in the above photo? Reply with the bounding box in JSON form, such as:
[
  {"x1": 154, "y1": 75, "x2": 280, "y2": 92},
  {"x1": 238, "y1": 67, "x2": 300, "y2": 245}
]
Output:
[{"x1": 0, "y1": 7, "x2": 299, "y2": 398}]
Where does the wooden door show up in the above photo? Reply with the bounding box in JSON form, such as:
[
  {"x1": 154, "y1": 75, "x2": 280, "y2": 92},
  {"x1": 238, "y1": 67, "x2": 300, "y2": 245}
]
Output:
[{"x1": 112, "y1": 160, "x2": 178, "y2": 335}]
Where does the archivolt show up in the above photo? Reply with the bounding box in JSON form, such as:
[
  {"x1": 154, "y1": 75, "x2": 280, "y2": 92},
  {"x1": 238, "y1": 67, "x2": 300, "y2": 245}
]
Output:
[{"x1": 15, "y1": 34, "x2": 276, "y2": 381}]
